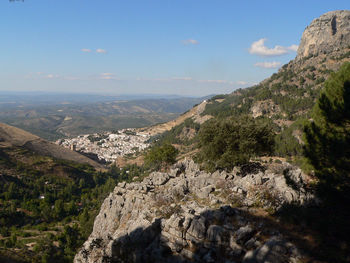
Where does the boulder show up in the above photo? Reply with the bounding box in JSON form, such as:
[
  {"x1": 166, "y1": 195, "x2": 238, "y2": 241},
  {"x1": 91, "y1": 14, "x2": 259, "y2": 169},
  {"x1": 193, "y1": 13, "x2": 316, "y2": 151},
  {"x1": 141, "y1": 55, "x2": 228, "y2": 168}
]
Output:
[{"x1": 197, "y1": 185, "x2": 215, "y2": 199}]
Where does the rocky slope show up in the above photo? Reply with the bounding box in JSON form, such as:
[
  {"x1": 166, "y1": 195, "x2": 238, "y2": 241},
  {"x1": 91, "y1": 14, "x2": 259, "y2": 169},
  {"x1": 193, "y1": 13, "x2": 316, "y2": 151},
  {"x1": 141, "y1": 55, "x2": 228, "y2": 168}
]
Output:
[
  {"x1": 74, "y1": 159, "x2": 312, "y2": 263},
  {"x1": 74, "y1": 10, "x2": 350, "y2": 263},
  {"x1": 138, "y1": 100, "x2": 211, "y2": 136},
  {"x1": 203, "y1": 10, "x2": 350, "y2": 122},
  {"x1": 194, "y1": 10, "x2": 350, "y2": 159},
  {"x1": 136, "y1": 11, "x2": 350, "y2": 156},
  {"x1": 0, "y1": 122, "x2": 104, "y2": 170},
  {"x1": 296, "y1": 10, "x2": 350, "y2": 60}
]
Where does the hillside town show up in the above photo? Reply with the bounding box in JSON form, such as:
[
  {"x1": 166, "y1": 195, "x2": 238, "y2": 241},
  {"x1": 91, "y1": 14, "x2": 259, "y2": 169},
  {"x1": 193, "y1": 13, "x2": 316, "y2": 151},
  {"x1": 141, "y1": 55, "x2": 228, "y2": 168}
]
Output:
[{"x1": 56, "y1": 129, "x2": 151, "y2": 163}]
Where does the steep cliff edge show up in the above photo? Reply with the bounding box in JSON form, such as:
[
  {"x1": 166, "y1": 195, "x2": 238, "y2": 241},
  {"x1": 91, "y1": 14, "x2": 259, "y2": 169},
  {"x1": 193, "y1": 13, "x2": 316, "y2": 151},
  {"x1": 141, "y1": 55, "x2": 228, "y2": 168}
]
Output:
[
  {"x1": 296, "y1": 10, "x2": 350, "y2": 60},
  {"x1": 74, "y1": 160, "x2": 311, "y2": 263},
  {"x1": 74, "y1": 10, "x2": 350, "y2": 263},
  {"x1": 203, "y1": 10, "x2": 350, "y2": 124}
]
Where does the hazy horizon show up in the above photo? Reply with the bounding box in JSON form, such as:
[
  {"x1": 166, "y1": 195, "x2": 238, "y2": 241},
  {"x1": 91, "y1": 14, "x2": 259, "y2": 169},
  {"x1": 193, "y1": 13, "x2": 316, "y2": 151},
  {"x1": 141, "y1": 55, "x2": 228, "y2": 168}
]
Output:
[{"x1": 1, "y1": 1, "x2": 349, "y2": 96}]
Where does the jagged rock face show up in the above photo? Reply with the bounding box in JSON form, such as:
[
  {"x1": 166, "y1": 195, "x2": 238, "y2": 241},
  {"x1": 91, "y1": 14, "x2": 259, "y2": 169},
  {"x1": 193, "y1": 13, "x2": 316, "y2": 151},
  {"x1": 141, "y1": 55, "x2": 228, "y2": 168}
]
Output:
[
  {"x1": 74, "y1": 159, "x2": 312, "y2": 263},
  {"x1": 296, "y1": 10, "x2": 350, "y2": 60}
]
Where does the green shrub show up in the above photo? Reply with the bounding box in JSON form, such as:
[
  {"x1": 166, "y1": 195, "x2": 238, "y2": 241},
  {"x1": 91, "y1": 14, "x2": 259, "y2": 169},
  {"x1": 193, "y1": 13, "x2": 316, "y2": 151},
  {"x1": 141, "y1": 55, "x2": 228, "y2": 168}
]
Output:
[
  {"x1": 197, "y1": 116, "x2": 274, "y2": 171},
  {"x1": 145, "y1": 143, "x2": 178, "y2": 170}
]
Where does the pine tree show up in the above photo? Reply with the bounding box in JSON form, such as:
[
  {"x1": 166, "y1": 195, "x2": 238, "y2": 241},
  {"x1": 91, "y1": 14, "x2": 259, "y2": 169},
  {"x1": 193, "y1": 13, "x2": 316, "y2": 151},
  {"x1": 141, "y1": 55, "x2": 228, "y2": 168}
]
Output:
[{"x1": 303, "y1": 62, "x2": 350, "y2": 199}]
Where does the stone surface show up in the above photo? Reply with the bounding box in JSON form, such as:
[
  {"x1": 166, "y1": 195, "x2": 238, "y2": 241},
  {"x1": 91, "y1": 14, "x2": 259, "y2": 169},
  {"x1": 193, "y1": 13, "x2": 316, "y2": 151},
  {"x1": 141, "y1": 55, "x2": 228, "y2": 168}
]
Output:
[
  {"x1": 74, "y1": 158, "x2": 310, "y2": 263},
  {"x1": 242, "y1": 236, "x2": 298, "y2": 263},
  {"x1": 197, "y1": 185, "x2": 215, "y2": 199},
  {"x1": 297, "y1": 10, "x2": 350, "y2": 60},
  {"x1": 235, "y1": 226, "x2": 255, "y2": 245},
  {"x1": 72, "y1": 11, "x2": 350, "y2": 262}
]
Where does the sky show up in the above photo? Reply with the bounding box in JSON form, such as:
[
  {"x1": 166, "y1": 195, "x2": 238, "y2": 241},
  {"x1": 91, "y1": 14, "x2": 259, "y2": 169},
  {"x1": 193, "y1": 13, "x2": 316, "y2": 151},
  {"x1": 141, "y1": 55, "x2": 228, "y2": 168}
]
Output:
[{"x1": 0, "y1": 0, "x2": 349, "y2": 96}]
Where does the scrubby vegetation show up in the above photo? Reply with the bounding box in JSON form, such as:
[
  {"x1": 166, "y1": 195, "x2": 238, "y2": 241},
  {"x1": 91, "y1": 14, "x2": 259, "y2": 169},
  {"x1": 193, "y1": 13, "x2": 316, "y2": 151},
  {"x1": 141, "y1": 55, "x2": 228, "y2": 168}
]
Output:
[
  {"x1": 196, "y1": 116, "x2": 274, "y2": 171},
  {"x1": 144, "y1": 143, "x2": 178, "y2": 170},
  {"x1": 274, "y1": 119, "x2": 305, "y2": 157},
  {"x1": 0, "y1": 147, "x2": 142, "y2": 263},
  {"x1": 139, "y1": 59, "x2": 350, "y2": 263},
  {"x1": 197, "y1": 48, "x2": 350, "y2": 160},
  {"x1": 154, "y1": 117, "x2": 200, "y2": 146},
  {"x1": 1, "y1": 44, "x2": 349, "y2": 263}
]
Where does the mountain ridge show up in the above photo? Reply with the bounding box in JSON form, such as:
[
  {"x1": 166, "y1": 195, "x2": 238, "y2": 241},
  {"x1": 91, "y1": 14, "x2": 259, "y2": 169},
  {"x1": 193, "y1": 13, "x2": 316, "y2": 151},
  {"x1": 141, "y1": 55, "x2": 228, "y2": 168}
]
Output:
[
  {"x1": 74, "y1": 10, "x2": 350, "y2": 263},
  {"x1": 296, "y1": 10, "x2": 350, "y2": 60},
  {"x1": 141, "y1": 10, "x2": 350, "y2": 158},
  {"x1": 0, "y1": 122, "x2": 104, "y2": 170}
]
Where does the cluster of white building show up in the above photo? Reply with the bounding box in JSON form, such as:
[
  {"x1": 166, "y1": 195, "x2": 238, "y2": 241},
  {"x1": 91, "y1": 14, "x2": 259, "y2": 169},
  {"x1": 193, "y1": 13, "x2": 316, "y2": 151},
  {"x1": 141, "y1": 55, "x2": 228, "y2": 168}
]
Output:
[{"x1": 56, "y1": 129, "x2": 150, "y2": 163}]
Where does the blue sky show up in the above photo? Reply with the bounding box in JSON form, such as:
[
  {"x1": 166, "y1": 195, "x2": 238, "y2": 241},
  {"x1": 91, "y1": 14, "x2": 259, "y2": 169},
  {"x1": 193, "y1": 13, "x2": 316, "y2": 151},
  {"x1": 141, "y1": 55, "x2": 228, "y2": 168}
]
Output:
[{"x1": 0, "y1": 1, "x2": 349, "y2": 96}]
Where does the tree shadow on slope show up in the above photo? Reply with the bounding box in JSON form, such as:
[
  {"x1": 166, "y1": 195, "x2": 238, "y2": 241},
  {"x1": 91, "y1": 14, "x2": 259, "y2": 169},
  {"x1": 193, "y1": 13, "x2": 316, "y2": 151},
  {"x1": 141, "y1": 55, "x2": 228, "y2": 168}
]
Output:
[
  {"x1": 291, "y1": 63, "x2": 350, "y2": 262},
  {"x1": 102, "y1": 201, "x2": 350, "y2": 263},
  {"x1": 277, "y1": 197, "x2": 350, "y2": 262}
]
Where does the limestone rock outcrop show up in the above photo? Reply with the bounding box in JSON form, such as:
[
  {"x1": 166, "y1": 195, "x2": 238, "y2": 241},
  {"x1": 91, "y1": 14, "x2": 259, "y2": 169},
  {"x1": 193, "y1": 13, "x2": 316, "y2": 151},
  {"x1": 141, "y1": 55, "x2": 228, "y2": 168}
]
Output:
[
  {"x1": 74, "y1": 159, "x2": 311, "y2": 263},
  {"x1": 296, "y1": 10, "x2": 350, "y2": 60}
]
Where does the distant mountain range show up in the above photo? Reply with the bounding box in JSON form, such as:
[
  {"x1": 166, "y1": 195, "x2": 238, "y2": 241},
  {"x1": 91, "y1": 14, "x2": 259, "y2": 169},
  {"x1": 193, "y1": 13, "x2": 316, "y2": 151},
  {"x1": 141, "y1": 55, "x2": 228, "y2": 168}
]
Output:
[
  {"x1": 0, "y1": 93, "x2": 210, "y2": 140},
  {"x1": 0, "y1": 122, "x2": 104, "y2": 170}
]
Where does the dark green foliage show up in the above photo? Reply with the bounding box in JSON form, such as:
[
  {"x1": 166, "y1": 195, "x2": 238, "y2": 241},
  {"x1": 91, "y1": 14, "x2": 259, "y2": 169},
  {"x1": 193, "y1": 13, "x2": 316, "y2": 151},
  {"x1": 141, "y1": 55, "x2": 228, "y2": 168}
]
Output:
[
  {"x1": 315, "y1": 76, "x2": 326, "y2": 85},
  {"x1": 303, "y1": 62, "x2": 350, "y2": 199},
  {"x1": 197, "y1": 116, "x2": 274, "y2": 171},
  {"x1": 87, "y1": 134, "x2": 108, "y2": 142},
  {"x1": 124, "y1": 129, "x2": 136, "y2": 135},
  {"x1": 0, "y1": 147, "x2": 148, "y2": 262},
  {"x1": 333, "y1": 50, "x2": 350, "y2": 61},
  {"x1": 274, "y1": 119, "x2": 306, "y2": 157},
  {"x1": 202, "y1": 90, "x2": 251, "y2": 117},
  {"x1": 209, "y1": 94, "x2": 228, "y2": 101},
  {"x1": 145, "y1": 143, "x2": 178, "y2": 170},
  {"x1": 110, "y1": 164, "x2": 148, "y2": 183}
]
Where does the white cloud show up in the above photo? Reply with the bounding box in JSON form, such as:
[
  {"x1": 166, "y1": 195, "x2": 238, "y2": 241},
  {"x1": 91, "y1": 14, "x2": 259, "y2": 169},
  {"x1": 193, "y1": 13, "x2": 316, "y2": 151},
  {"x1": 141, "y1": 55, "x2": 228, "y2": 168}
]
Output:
[
  {"x1": 25, "y1": 72, "x2": 60, "y2": 79},
  {"x1": 96, "y1": 48, "x2": 107, "y2": 54},
  {"x1": 100, "y1": 73, "x2": 118, "y2": 80},
  {"x1": 182, "y1": 39, "x2": 199, "y2": 45},
  {"x1": 288, "y1": 44, "x2": 299, "y2": 52},
  {"x1": 81, "y1": 48, "x2": 92, "y2": 53},
  {"x1": 249, "y1": 38, "x2": 298, "y2": 56},
  {"x1": 45, "y1": 74, "x2": 60, "y2": 79},
  {"x1": 254, "y1": 61, "x2": 281, "y2": 69}
]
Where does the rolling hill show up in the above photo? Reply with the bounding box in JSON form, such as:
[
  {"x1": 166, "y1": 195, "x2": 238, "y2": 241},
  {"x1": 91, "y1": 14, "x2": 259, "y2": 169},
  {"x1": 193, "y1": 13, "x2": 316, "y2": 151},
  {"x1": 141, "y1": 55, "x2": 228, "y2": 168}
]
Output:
[
  {"x1": 0, "y1": 123, "x2": 104, "y2": 170},
  {"x1": 0, "y1": 96, "x2": 207, "y2": 140}
]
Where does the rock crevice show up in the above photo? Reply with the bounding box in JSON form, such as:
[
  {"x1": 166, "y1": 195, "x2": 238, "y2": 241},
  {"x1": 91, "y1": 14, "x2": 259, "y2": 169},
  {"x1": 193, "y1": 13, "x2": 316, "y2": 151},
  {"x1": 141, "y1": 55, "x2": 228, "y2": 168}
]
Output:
[
  {"x1": 296, "y1": 10, "x2": 350, "y2": 60},
  {"x1": 74, "y1": 159, "x2": 311, "y2": 263}
]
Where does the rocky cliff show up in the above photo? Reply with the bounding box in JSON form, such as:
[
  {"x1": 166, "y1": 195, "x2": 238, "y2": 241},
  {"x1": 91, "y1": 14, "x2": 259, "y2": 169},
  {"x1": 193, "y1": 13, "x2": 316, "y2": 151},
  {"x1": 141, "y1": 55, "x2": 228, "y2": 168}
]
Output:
[
  {"x1": 75, "y1": 160, "x2": 312, "y2": 263},
  {"x1": 74, "y1": 10, "x2": 350, "y2": 263},
  {"x1": 296, "y1": 10, "x2": 350, "y2": 60}
]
